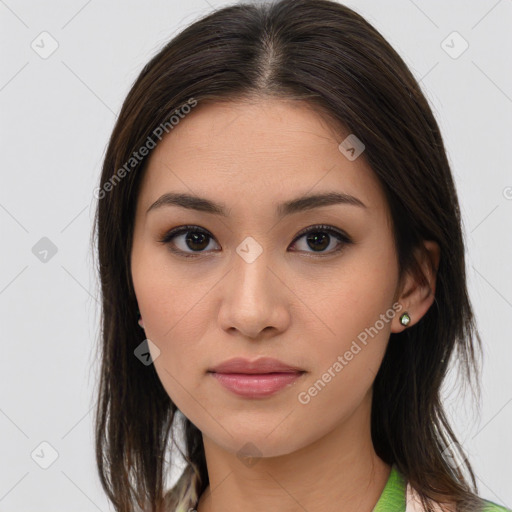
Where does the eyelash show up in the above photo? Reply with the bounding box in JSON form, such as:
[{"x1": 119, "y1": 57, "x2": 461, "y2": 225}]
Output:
[{"x1": 158, "y1": 224, "x2": 352, "y2": 259}]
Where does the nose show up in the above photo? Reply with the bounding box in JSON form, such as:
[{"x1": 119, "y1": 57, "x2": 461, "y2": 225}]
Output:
[{"x1": 217, "y1": 245, "x2": 290, "y2": 340}]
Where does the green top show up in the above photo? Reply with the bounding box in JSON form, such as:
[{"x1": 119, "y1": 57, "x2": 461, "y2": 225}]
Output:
[
  {"x1": 372, "y1": 464, "x2": 407, "y2": 512},
  {"x1": 372, "y1": 465, "x2": 511, "y2": 512}
]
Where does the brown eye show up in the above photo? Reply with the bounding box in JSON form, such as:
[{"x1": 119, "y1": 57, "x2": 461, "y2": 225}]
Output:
[
  {"x1": 158, "y1": 225, "x2": 219, "y2": 257},
  {"x1": 182, "y1": 231, "x2": 210, "y2": 251},
  {"x1": 289, "y1": 224, "x2": 352, "y2": 256}
]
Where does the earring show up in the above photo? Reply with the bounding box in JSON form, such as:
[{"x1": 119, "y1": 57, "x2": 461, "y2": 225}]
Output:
[{"x1": 399, "y1": 312, "x2": 411, "y2": 326}]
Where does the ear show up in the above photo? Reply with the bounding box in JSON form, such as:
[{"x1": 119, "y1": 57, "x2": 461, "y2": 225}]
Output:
[{"x1": 391, "y1": 240, "x2": 440, "y2": 333}]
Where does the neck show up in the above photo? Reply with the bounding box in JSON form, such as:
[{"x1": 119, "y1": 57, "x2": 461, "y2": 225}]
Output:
[{"x1": 196, "y1": 391, "x2": 391, "y2": 512}]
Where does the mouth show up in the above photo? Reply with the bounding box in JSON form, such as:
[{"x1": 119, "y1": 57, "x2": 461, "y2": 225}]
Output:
[
  {"x1": 208, "y1": 356, "x2": 305, "y2": 374},
  {"x1": 208, "y1": 368, "x2": 306, "y2": 398},
  {"x1": 207, "y1": 356, "x2": 306, "y2": 398}
]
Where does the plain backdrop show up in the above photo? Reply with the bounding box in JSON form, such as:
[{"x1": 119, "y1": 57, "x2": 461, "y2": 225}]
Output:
[{"x1": 1, "y1": 0, "x2": 511, "y2": 510}]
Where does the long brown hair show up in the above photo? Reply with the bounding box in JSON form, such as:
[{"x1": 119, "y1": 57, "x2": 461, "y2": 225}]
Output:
[{"x1": 92, "y1": 1, "x2": 487, "y2": 511}]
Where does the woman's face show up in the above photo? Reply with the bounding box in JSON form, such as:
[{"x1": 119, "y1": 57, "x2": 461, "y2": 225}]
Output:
[{"x1": 131, "y1": 98, "x2": 405, "y2": 457}]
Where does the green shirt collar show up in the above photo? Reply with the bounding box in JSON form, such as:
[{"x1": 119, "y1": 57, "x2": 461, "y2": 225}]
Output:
[
  {"x1": 372, "y1": 464, "x2": 407, "y2": 512},
  {"x1": 372, "y1": 465, "x2": 512, "y2": 512}
]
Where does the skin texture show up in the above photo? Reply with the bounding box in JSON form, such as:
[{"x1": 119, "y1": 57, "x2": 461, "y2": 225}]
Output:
[{"x1": 130, "y1": 98, "x2": 440, "y2": 512}]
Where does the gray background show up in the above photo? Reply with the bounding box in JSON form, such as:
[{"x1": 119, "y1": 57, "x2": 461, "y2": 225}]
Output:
[{"x1": 1, "y1": 0, "x2": 511, "y2": 510}]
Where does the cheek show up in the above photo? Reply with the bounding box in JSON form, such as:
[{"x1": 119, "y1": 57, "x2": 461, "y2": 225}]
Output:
[
  {"x1": 133, "y1": 243, "x2": 206, "y2": 341},
  {"x1": 294, "y1": 296, "x2": 394, "y2": 433},
  {"x1": 316, "y1": 240, "x2": 398, "y2": 332},
  {"x1": 131, "y1": 244, "x2": 204, "y2": 386},
  {"x1": 303, "y1": 239, "x2": 398, "y2": 389}
]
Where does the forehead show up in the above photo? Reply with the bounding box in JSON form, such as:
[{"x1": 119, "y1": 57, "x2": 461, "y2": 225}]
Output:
[{"x1": 138, "y1": 98, "x2": 387, "y2": 217}]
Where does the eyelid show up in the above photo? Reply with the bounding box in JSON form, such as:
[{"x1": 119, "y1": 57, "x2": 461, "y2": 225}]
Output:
[
  {"x1": 158, "y1": 224, "x2": 352, "y2": 258},
  {"x1": 291, "y1": 224, "x2": 351, "y2": 244}
]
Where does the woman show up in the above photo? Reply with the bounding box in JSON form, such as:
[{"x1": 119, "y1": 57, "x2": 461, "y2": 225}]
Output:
[{"x1": 92, "y1": 1, "x2": 510, "y2": 511}]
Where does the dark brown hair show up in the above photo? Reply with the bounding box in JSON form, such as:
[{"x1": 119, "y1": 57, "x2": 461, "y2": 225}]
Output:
[{"x1": 92, "y1": 1, "x2": 487, "y2": 511}]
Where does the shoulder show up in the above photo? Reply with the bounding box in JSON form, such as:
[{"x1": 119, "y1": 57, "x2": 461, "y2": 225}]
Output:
[
  {"x1": 406, "y1": 483, "x2": 511, "y2": 512},
  {"x1": 480, "y1": 498, "x2": 512, "y2": 512}
]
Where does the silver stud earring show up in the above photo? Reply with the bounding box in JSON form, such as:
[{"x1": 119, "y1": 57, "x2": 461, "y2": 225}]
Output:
[{"x1": 399, "y1": 312, "x2": 411, "y2": 326}]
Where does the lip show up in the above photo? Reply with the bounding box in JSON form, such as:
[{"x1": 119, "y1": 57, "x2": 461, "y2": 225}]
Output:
[
  {"x1": 209, "y1": 356, "x2": 305, "y2": 374},
  {"x1": 208, "y1": 357, "x2": 306, "y2": 398}
]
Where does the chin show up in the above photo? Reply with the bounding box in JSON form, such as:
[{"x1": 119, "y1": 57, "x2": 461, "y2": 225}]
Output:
[{"x1": 203, "y1": 423, "x2": 310, "y2": 460}]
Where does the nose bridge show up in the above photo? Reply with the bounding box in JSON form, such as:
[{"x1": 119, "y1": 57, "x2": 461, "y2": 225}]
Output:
[
  {"x1": 219, "y1": 234, "x2": 286, "y2": 338},
  {"x1": 232, "y1": 234, "x2": 273, "y2": 305}
]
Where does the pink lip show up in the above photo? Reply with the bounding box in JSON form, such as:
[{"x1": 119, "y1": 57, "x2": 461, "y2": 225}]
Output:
[
  {"x1": 210, "y1": 372, "x2": 304, "y2": 398},
  {"x1": 208, "y1": 357, "x2": 305, "y2": 398}
]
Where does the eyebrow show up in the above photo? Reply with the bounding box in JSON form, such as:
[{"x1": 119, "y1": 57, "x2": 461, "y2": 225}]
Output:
[{"x1": 146, "y1": 191, "x2": 366, "y2": 218}]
